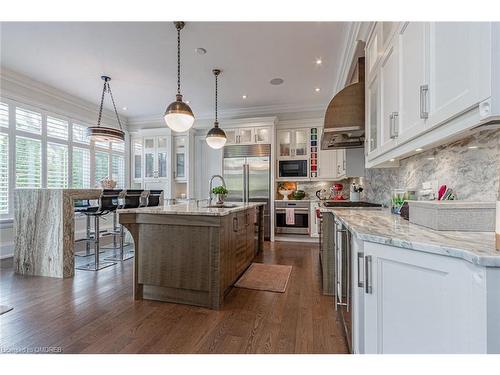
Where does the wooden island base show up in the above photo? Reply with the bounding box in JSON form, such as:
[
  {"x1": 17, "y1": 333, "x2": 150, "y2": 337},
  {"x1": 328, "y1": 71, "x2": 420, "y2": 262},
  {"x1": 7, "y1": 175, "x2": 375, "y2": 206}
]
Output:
[{"x1": 120, "y1": 204, "x2": 264, "y2": 309}]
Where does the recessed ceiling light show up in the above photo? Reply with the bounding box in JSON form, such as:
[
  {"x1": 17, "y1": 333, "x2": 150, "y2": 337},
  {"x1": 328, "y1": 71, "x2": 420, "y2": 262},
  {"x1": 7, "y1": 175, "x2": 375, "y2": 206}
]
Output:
[
  {"x1": 415, "y1": 148, "x2": 424, "y2": 152},
  {"x1": 315, "y1": 87, "x2": 321, "y2": 92},
  {"x1": 316, "y1": 58, "x2": 322, "y2": 65},
  {"x1": 468, "y1": 146, "x2": 478, "y2": 149},
  {"x1": 389, "y1": 158, "x2": 395, "y2": 162},
  {"x1": 185, "y1": 100, "x2": 190, "y2": 104},
  {"x1": 195, "y1": 47, "x2": 207, "y2": 55},
  {"x1": 270, "y1": 78, "x2": 284, "y2": 85},
  {"x1": 427, "y1": 157, "x2": 435, "y2": 160},
  {"x1": 242, "y1": 95, "x2": 247, "y2": 99},
  {"x1": 122, "y1": 107, "x2": 127, "y2": 111}
]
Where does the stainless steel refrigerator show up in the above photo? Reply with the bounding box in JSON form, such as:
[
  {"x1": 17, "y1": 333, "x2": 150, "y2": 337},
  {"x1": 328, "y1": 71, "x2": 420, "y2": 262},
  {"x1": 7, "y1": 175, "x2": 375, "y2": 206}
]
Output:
[{"x1": 223, "y1": 144, "x2": 271, "y2": 239}]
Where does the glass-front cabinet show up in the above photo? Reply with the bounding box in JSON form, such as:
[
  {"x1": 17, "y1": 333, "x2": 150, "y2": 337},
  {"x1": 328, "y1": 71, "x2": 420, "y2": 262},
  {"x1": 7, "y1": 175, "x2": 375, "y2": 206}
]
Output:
[
  {"x1": 174, "y1": 136, "x2": 187, "y2": 182},
  {"x1": 367, "y1": 75, "x2": 379, "y2": 156},
  {"x1": 132, "y1": 138, "x2": 143, "y2": 183},
  {"x1": 224, "y1": 126, "x2": 271, "y2": 145},
  {"x1": 254, "y1": 127, "x2": 271, "y2": 144},
  {"x1": 134, "y1": 134, "x2": 170, "y2": 185},
  {"x1": 277, "y1": 128, "x2": 309, "y2": 159}
]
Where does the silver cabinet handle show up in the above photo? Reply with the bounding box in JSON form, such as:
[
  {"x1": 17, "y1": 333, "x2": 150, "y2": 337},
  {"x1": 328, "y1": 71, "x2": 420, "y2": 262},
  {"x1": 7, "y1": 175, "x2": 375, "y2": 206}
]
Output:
[
  {"x1": 357, "y1": 252, "x2": 364, "y2": 288},
  {"x1": 420, "y1": 84, "x2": 429, "y2": 119},
  {"x1": 390, "y1": 112, "x2": 399, "y2": 139},
  {"x1": 389, "y1": 113, "x2": 395, "y2": 138},
  {"x1": 232, "y1": 217, "x2": 238, "y2": 232},
  {"x1": 345, "y1": 230, "x2": 350, "y2": 313},
  {"x1": 365, "y1": 255, "x2": 373, "y2": 294},
  {"x1": 343, "y1": 158, "x2": 346, "y2": 171}
]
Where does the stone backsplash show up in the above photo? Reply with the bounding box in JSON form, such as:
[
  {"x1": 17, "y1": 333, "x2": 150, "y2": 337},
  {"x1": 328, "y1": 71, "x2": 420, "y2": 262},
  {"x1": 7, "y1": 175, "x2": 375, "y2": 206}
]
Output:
[{"x1": 360, "y1": 128, "x2": 500, "y2": 205}]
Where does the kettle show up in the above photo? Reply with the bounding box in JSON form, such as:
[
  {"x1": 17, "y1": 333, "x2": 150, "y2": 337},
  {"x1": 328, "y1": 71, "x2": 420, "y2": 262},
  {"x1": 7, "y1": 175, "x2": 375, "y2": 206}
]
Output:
[{"x1": 316, "y1": 189, "x2": 328, "y2": 200}]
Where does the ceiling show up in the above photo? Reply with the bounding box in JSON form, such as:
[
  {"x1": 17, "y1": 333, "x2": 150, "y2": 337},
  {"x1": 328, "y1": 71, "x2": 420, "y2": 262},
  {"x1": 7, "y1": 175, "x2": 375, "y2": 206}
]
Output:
[{"x1": 0, "y1": 22, "x2": 348, "y2": 122}]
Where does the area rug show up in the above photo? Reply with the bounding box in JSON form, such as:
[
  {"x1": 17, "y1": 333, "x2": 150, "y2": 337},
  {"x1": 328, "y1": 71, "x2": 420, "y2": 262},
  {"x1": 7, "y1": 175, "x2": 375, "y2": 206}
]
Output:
[
  {"x1": 0, "y1": 305, "x2": 13, "y2": 315},
  {"x1": 235, "y1": 263, "x2": 292, "y2": 293}
]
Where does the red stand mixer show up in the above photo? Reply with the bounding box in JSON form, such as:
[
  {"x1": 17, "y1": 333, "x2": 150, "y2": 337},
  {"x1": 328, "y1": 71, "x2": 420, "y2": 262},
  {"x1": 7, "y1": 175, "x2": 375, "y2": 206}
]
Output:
[{"x1": 331, "y1": 183, "x2": 346, "y2": 200}]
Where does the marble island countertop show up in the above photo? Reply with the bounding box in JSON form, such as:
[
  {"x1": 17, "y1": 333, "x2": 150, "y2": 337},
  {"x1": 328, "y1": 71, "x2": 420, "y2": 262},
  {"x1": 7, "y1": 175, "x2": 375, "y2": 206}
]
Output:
[
  {"x1": 119, "y1": 201, "x2": 265, "y2": 217},
  {"x1": 320, "y1": 207, "x2": 498, "y2": 267}
]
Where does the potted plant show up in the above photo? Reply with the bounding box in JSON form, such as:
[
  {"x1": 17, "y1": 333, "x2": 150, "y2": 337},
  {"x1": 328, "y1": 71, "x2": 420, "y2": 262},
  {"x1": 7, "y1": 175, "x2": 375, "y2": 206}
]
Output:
[{"x1": 212, "y1": 185, "x2": 228, "y2": 205}]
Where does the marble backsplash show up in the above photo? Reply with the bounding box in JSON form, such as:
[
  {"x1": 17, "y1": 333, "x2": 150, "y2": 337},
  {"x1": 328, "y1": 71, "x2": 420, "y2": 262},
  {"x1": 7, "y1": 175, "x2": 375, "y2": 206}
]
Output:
[
  {"x1": 294, "y1": 179, "x2": 353, "y2": 200},
  {"x1": 360, "y1": 129, "x2": 500, "y2": 205}
]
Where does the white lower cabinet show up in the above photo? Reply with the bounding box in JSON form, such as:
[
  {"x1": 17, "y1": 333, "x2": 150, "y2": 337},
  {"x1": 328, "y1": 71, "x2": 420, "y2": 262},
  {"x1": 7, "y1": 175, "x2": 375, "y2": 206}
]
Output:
[{"x1": 359, "y1": 242, "x2": 488, "y2": 354}]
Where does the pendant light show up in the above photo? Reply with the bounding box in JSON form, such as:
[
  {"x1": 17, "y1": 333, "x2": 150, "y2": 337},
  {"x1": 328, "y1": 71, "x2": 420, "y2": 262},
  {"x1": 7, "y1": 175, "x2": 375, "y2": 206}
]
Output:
[
  {"x1": 206, "y1": 69, "x2": 227, "y2": 149},
  {"x1": 164, "y1": 21, "x2": 195, "y2": 132},
  {"x1": 86, "y1": 76, "x2": 125, "y2": 142}
]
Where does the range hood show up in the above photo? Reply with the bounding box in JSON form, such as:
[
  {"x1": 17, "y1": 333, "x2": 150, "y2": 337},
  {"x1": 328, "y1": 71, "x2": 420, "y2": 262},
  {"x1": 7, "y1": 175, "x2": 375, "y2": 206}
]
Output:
[{"x1": 321, "y1": 57, "x2": 365, "y2": 150}]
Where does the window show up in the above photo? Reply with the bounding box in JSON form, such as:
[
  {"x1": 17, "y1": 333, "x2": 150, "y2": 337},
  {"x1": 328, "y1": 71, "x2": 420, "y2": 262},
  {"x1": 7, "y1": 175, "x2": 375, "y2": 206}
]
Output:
[
  {"x1": 0, "y1": 134, "x2": 8, "y2": 214},
  {"x1": 16, "y1": 107, "x2": 42, "y2": 134},
  {"x1": 16, "y1": 136, "x2": 42, "y2": 188},
  {"x1": 0, "y1": 102, "x2": 8, "y2": 128},
  {"x1": 73, "y1": 123, "x2": 90, "y2": 144},
  {"x1": 47, "y1": 116, "x2": 69, "y2": 140},
  {"x1": 95, "y1": 151, "x2": 109, "y2": 185},
  {"x1": 72, "y1": 147, "x2": 90, "y2": 188},
  {"x1": 112, "y1": 154, "x2": 125, "y2": 188},
  {"x1": 0, "y1": 99, "x2": 127, "y2": 217},
  {"x1": 47, "y1": 142, "x2": 69, "y2": 188}
]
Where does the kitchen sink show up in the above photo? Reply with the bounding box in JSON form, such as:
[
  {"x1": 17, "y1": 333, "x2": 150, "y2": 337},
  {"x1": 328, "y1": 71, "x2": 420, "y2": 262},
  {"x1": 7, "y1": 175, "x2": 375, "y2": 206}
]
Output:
[{"x1": 204, "y1": 204, "x2": 238, "y2": 208}]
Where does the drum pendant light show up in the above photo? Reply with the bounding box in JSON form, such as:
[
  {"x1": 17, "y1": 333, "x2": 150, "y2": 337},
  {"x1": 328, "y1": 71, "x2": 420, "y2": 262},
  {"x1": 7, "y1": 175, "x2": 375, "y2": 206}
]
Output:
[
  {"x1": 206, "y1": 69, "x2": 227, "y2": 149},
  {"x1": 86, "y1": 76, "x2": 125, "y2": 142},
  {"x1": 164, "y1": 21, "x2": 195, "y2": 132}
]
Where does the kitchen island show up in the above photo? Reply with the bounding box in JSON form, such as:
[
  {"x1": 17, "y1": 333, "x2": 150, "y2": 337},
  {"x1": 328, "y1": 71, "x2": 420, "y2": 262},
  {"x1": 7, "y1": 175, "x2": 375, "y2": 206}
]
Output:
[{"x1": 118, "y1": 202, "x2": 265, "y2": 309}]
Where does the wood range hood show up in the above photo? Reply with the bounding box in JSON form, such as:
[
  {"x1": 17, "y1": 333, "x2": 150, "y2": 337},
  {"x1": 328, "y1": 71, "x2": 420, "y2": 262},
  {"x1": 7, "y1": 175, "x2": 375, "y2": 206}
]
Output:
[{"x1": 321, "y1": 57, "x2": 365, "y2": 150}]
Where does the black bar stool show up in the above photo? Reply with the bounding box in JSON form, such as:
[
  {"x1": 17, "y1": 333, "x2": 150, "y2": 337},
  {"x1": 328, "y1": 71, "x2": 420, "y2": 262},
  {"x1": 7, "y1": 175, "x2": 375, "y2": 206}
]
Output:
[
  {"x1": 105, "y1": 189, "x2": 143, "y2": 262},
  {"x1": 146, "y1": 190, "x2": 163, "y2": 207},
  {"x1": 76, "y1": 190, "x2": 120, "y2": 271},
  {"x1": 74, "y1": 199, "x2": 101, "y2": 257}
]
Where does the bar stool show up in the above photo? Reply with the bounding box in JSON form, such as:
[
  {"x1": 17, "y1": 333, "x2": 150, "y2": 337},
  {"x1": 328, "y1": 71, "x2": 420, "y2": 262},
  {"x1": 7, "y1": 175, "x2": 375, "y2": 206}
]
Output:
[
  {"x1": 146, "y1": 190, "x2": 163, "y2": 207},
  {"x1": 105, "y1": 189, "x2": 143, "y2": 262},
  {"x1": 75, "y1": 190, "x2": 120, "y2": 271},
  {"x1": 74, "y1": 199, "x2": 101, "y2": 257}
]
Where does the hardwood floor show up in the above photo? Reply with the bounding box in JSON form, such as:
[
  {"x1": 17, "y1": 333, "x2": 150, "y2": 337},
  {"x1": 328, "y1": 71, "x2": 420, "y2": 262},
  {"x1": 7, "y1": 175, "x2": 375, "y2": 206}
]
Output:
[{"x1": 0, "y1": 241, "x2": 348, "y2": 354}]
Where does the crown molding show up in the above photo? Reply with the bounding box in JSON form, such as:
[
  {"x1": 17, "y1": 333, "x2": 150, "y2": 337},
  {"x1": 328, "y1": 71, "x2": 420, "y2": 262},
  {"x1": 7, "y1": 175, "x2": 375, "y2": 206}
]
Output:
[{"x1": 0, "y1": 66, "x2": 128, "y2": 127}]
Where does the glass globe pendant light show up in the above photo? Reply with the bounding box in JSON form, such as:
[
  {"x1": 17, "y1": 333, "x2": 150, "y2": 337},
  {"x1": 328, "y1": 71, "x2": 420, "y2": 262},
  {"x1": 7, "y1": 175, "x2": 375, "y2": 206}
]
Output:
[
  {"x1": 86, "y1": 75, "x2": 125, "y2": 142},
  {"x1": 206, "y1": 69, "x2": 227, "y2": 149},
  {"x1": 164, "y1": 21, "x2": 195, "y2": 132}
]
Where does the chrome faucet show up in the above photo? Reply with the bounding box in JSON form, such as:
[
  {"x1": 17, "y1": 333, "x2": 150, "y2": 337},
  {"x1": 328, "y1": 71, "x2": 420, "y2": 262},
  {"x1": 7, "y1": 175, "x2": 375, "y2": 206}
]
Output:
[{"x1": 209, "y1": 174, "x2": 226, "y2": 205}]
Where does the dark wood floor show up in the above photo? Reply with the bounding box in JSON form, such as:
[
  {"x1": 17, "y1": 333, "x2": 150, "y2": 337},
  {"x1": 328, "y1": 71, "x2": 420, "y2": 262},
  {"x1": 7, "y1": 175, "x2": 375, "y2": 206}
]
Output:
[{"x1": 0, "y1": 241, "x2": 348, "y2": 354}]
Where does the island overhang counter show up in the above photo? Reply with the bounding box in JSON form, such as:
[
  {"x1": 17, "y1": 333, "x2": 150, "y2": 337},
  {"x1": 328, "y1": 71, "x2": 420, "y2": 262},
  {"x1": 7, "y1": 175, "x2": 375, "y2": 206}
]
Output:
[{"x1": 118, "y1": 202, "x2": 265, "y2": 309}]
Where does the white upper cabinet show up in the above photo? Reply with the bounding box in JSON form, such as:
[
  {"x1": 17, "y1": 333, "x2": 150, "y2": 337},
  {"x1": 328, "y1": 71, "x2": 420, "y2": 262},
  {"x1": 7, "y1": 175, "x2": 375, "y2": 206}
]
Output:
[
  {"x1": 379, "y1": 36, "x2": 399, "y2": 154},
  {"x1": 365, "y1": 22, "x2": 497, "y2": 168},
  {"x1": 426, "y1": 22, "x2": 491, "y2": 129},
  {"x1": 225, "y1": 126, "x2": 271, "y2": 145},
  {"x1": 277, "y1": 128, "x2": 309, "y2": 159},
  {"x1": 398, "y1": 22, "x2": 428, "y2": 143}
]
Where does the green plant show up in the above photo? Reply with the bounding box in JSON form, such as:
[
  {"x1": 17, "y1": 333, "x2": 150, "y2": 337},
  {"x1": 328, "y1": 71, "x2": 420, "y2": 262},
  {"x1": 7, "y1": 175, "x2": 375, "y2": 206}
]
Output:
[{"x1": 212, "y1": 186, "x2": 228, "y2": 195}]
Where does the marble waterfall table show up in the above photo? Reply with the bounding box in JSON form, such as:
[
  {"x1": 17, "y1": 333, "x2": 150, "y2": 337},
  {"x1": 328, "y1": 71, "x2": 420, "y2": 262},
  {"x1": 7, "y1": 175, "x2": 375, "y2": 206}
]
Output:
[{"x1": 14, "y1": 189, "x2": 102, "y2": 278}]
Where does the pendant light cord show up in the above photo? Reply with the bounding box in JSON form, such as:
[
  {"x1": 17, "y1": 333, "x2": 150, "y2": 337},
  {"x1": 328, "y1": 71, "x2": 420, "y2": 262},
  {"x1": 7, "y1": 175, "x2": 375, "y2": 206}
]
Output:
[
  {"x1": 96, "y1": 79, "x2": 123, "y2": 131},
  {"x1": 215, "y1": 73, "x2": 218, "y2": 124},
  {"x1": 177, "y1": 26, "x2": 181, "y2": 95}
]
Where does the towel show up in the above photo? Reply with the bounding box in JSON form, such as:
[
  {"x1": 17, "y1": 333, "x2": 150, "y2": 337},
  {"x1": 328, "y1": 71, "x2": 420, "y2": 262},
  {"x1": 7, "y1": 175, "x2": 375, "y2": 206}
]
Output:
[{"x1": 286, "y1": 208, "x2": 295, "y2": 225}]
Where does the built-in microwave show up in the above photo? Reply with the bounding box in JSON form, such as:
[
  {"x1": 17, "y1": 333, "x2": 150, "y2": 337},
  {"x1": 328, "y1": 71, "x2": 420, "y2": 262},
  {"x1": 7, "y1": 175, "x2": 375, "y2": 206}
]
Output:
[{"x1": 278, "y1": 159, "x2": 308, "y2": 178}]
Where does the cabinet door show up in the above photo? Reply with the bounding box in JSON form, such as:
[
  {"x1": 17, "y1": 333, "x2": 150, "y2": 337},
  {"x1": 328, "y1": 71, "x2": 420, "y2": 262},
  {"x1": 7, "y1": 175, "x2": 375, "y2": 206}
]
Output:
[
  {"x1": 254, "y1": 127, "x2": 271, "y2": 144},
  {"x1": 225, "y1": 129, "x2": 237, "y2": 145},
  {"x1": 143, "y1": 137, "x2": 155, "y2": 179},
  {"x1": 293, "y1": 129, "x2": 309, "y2": 157},
  {"x1": 363, "y1": 242, "x2": 487, "y2": 354},
  {"x1": 238, "y1": 128, "x2": 253, "y2": 144},
  {"x1": 174, "y1": 136, "x2": 186, "y2": 181},
  {"x1": 277, "y1": 130, "x2": 292, "y2": 157},
  {"x1": 379, "y1": 38, "x2": 399, "y2": 153},
  {"x1": 366, "y1": 75, "x2": 380, "y2": 157},
  {"x1": 157, "y1": 136, "x2": 168, "y2": 178},
  {"x1": 132, "y1": 138, "x2": 143, "y2": 182},
  {"x1": 318, "y1": 141, "x2": 337, "y2": 180},
  {"x1": 427, "y1": 22, "x2": 491, "y2": 130},
  {"x1": 398, "y1": 22, "x2": 427, "y2": 143}
]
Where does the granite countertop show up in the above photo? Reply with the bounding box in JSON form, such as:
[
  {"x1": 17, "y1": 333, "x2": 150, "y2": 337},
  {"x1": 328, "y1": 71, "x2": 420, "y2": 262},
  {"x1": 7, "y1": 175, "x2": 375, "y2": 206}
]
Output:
[
  {"x1": 320, "y1": 207, "x2": 499, "y2": 267},
  {"x1": 118, "y1": 202, "x2": 265, "y2": 217}
]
